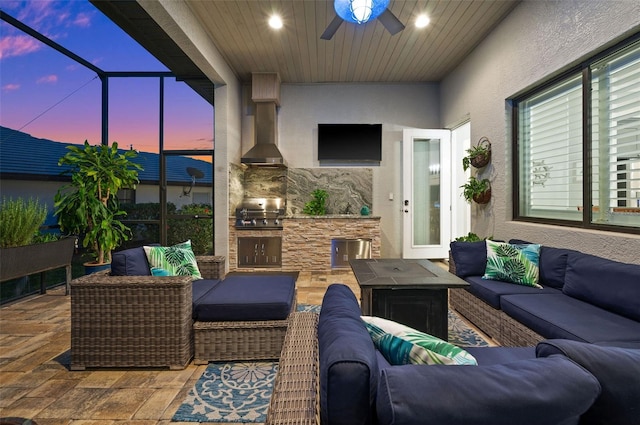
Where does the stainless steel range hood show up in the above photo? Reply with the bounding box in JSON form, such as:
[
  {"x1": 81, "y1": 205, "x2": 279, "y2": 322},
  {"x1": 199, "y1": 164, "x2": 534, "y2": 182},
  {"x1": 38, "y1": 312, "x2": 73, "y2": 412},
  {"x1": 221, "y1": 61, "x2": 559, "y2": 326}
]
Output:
[{"x1": 241, "y1": 73, "x2": 286, "y2": 167}]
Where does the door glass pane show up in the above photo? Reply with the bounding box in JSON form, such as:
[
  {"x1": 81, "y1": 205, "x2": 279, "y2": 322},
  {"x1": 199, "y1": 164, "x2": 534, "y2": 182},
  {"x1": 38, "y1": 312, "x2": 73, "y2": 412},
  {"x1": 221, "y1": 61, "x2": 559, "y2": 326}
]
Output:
[{"x1": 413, "y1": 138, "x2": 440, "y2": 245}]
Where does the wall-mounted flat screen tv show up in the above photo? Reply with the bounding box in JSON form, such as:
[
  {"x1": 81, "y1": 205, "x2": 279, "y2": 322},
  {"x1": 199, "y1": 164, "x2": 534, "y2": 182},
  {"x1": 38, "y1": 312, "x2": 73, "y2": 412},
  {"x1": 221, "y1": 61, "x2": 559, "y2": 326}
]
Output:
[{"x1": 318, "y1": 123, "x2": 382, "y2": 163}]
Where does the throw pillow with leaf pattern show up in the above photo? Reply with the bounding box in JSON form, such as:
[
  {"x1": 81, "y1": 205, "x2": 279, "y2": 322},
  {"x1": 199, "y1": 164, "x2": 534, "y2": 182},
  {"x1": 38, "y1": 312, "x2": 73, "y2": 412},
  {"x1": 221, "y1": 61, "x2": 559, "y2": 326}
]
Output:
[
  {"x1": 144, "y1": 240, "x2": 202, "y2": 280},
  {"x1": 483, "y1": 240, "x2": 542, "y2": 288},
  {"x1": 361, "y1": 316, "x2": 477, "y2": 366}
]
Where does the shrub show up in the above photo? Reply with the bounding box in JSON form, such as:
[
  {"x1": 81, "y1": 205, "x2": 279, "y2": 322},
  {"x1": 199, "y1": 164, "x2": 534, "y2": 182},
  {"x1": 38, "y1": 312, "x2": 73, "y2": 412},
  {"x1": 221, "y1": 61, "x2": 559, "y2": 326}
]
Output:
[{"x1": 0, "y1": 197, "x2": 48, "y2": 248}]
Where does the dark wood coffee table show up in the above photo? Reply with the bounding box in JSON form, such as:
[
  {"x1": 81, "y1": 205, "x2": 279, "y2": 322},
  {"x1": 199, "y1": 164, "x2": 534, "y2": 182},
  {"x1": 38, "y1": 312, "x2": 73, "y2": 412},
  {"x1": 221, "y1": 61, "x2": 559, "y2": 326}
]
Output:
[{"x1": 350, "y1": 258, "x2": 469, "y2": 341}]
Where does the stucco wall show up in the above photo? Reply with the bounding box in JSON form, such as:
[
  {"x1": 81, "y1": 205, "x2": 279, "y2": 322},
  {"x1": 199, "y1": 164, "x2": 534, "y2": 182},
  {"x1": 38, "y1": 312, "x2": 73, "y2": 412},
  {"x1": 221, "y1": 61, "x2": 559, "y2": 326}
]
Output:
[
  {"x1": 441, "y1": 0, "x2": 640, "y2": 264},
  {"x1": 241, "y1": 83, "x2": 440, "y2": 257}
]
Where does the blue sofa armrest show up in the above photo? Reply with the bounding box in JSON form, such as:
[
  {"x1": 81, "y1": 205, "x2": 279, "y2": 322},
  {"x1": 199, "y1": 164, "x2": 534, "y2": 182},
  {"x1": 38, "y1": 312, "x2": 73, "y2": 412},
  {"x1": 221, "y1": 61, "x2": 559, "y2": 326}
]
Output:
[
  {"x1": 537, "y1": 339, "x2": 640, "y2": 425},
  {"x1": 318, "y1": 284, "x2": 379, "y2": 425},
  {"x1": 376, "y1": 356, "x2": 601, "y2": 425}
]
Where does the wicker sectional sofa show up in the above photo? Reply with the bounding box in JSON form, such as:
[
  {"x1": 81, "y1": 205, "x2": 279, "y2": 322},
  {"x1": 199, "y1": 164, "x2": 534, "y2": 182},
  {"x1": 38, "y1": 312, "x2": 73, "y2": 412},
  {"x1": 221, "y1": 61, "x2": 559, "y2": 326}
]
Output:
[
  {"x1": 70, "y1": 247, "x2": 298, "y2": 370},
  {"x1": 70, "y1": 255, "x2": 225, "y2": 370},
  {"x1": 448, "y1": 240, "x2": 640, "y2": 347},
  {"x1": 265, "y1": 284, "x2": 640, "y2": 425}
]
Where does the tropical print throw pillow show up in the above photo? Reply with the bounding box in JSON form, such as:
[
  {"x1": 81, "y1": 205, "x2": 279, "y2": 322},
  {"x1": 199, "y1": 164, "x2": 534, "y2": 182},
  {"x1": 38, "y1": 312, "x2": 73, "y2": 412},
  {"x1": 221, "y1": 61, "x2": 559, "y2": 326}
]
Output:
[
  {"x1": 144, "y1": 240, "x2": 202, "y2": 280},
  {"x1": 361, "y1": 316, "x2": 477, "y2": 366},
  {"x1": 483, "y1": 240, "x2": 542, "y2": 288}
]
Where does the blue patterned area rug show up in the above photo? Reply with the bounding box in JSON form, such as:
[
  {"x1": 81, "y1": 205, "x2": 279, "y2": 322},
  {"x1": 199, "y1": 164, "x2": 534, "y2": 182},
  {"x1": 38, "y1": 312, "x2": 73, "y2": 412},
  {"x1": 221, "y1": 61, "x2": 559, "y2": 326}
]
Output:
[
  {"x1": 172, "y1": 361, "x2": 277, "y2": 423},
  {"x1": 172, "y1": 304, "x2": 489, "y2": 422}
]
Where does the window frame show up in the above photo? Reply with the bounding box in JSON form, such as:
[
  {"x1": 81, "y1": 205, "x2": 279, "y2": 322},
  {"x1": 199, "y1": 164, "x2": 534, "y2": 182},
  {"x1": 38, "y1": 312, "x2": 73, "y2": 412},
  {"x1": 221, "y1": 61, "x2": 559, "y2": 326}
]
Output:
[{"x1": 511, "y1": 33, "x2": 640, "y2": 235}]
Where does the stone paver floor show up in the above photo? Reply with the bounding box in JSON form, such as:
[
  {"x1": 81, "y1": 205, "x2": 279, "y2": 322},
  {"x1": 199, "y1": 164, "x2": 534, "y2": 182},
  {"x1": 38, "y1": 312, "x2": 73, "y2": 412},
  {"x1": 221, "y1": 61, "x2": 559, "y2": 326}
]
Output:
[{"x1": 0, "y1": 270, "x2": 359, "y2": 425}]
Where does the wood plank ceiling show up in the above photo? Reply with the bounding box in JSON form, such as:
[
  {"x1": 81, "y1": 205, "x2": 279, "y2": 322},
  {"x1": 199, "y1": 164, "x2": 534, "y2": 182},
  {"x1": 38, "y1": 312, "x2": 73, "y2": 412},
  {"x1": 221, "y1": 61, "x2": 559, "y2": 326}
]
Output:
[{"x1": 187, "y1": 0, "x2": 520, "y2": 84}]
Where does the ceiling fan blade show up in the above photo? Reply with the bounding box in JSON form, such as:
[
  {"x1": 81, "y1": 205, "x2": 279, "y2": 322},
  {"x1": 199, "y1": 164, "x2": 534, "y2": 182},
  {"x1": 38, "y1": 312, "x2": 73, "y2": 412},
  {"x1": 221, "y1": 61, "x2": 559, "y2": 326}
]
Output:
[
  {"x1": 321, "y1": 14, "x2": 343, "y2": 40},
  {"x1": 377, "y1": 9, "x2": 405, "y2": 35}
]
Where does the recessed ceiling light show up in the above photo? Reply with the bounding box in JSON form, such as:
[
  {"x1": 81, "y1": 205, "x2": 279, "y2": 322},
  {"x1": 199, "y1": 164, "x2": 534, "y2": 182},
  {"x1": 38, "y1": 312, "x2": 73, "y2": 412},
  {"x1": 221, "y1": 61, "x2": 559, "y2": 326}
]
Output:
[
  {"x1": 269, "y1": 15, "x2": 283, "y2": 29},
  {"x1": 415, "y1": 14, "x2": 430, "y2": 28}
]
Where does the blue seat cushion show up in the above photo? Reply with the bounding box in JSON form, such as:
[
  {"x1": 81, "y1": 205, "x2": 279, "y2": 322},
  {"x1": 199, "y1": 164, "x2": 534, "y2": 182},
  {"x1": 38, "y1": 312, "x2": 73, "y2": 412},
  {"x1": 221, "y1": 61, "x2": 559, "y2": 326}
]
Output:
[
  {"x1": 500, "y1": 294, "x2": 640, "y2": 343},
  {"x1": 376, "y1": 356, "x2": 600, "y2": 425},
  {"x1": 465, "y1": 346, "x2": 535, "y2": 365},
  {"x1": 319, "y1": 284, "x2": 378, "y2": 425},
  {"x1": 465, "y1": 276, "x2": 561, "y2": 309},
  {"x1": 193, "y1": 274, "x2": 296, "y2": 321},
  {"x1": 110, "y1": 246, "x2": 153, "y2": 276},
  {"x1": 191, "y1": 279, "x2": 222, "y2": 318},
  {"x1": 563, "y1": 252, "x2": 640, "y2": 322},
  {"x1": 537, "y1": 339, "x2": 640, "y2": 425}
]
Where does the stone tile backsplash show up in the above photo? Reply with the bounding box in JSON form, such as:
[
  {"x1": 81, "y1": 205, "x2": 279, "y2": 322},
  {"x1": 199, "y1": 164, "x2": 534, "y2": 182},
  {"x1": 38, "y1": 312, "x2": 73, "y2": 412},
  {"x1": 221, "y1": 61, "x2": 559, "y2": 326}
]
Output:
[{"x1": 229, "y1": 164, "x2": 373, "y2": 216}]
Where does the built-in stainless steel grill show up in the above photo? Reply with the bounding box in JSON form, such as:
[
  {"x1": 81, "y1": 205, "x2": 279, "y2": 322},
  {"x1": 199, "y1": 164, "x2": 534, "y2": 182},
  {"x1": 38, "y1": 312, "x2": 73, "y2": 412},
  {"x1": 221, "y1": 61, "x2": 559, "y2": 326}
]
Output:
[{"x1": 235, "y1": 197, "x2": 285, "y2": 229}]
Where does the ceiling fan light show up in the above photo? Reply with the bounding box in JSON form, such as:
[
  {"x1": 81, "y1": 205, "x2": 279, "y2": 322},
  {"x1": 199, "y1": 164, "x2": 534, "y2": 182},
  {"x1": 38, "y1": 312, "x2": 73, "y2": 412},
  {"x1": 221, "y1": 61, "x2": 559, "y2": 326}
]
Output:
[
  {"x1": 334, "y1": 0, "x2": 389, "y2": 25},
  {"x1": 351, "y1": 0, "x2": 372, "y2": 23}
]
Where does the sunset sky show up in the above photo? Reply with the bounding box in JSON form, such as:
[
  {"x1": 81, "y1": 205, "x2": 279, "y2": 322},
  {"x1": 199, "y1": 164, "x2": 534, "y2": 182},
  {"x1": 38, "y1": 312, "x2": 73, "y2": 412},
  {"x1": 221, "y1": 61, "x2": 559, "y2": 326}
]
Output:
[{"x1": 0, "y1": 0, "x2": 213, "y2": 153}]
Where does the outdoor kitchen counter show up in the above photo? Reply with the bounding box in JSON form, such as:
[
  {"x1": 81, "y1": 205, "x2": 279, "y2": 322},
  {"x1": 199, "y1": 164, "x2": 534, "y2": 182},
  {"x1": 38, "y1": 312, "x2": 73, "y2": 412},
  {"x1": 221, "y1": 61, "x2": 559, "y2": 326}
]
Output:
[
  {"x1": 286, "y1": 214, "x2": 381, "y2": 219},
  {"x1": 282, "y1": 216, "x2": 380, "y2": 270},
  {"x1": 228, "y1": 216, "x2": 381, "y2": 272}
]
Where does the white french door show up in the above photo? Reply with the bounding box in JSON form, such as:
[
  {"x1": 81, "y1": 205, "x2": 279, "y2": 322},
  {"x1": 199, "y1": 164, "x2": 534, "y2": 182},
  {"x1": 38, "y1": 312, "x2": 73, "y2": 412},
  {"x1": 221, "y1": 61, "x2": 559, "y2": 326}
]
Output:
[{"x1": 402, "y1": 129, "x2": 451, "y2": 259}]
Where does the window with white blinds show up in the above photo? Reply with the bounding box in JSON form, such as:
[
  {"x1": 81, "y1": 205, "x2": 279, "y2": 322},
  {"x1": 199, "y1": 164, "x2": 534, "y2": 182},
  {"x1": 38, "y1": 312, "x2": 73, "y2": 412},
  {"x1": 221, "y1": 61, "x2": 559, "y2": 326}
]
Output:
[
  {"x1": 514, "y1": 36, "x2": 640, "y2": 232},
  {"x1": 518, "y1": 76, "x2": 582, "y2": 221},
  {"x1": 591, "y1": 42, "x2": 640, "y2": 228}
]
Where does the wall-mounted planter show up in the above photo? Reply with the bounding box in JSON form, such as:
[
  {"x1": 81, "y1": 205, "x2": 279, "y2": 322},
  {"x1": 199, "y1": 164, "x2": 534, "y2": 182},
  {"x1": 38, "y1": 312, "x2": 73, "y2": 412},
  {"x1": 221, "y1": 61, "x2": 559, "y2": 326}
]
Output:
[
  {"x1": 461, "y1": 177, "x2": 491, "y2": 205},
  {"x1": 472, "y1": 187, "x2": 492, "y2": 204},
  {"x1": 463, "y1": 137, "x2": 492, "y2": 171}
]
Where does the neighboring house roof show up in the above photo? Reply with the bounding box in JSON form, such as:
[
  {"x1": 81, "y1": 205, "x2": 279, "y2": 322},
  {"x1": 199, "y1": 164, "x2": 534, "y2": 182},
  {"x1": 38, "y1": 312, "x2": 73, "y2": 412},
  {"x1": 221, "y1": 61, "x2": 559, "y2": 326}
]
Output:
[{"x1": 0, "y1": 126, "x2": 213, "y2": 185}]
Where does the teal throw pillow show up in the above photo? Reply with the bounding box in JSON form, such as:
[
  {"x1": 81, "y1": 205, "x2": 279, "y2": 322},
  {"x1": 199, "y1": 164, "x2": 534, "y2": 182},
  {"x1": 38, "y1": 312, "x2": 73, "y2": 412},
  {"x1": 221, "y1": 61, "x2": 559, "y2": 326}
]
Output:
[
  {"x1": 144, "y1": 240, "x2": 202, "y2": 280},
  {"x1": 483, "y1": 240, "x2": 542, "y2": 288},
  {"x1": 361, "y1": 316, "x2": 477, "y2": 366}
]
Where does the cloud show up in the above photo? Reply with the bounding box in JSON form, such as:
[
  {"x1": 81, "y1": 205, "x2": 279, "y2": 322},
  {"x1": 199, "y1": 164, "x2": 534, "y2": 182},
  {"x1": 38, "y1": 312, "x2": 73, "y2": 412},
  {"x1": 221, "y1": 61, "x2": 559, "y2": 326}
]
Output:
[
  {"x1": 0, "y1": 35, "x2": 42, "y2": 60},
  {"x1": 73, "y1": 13, "x2": 92, "y2": 28},
  {"x1": 2, "y1": 83, "x2": 21, "y2": 92},
  {"x1": 5, "y1": 1, "x2": 94, "y2": 47},
  {"x1": 37, "y1": 75, "x2": 58, "y2": 84}
]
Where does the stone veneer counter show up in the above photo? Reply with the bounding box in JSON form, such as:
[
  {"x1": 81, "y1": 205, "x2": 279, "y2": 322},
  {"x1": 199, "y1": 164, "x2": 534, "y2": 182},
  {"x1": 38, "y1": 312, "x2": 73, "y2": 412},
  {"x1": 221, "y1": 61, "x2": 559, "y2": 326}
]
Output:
[{"x1": 228, "y1": 216, "x2": 380, "y2": 271}]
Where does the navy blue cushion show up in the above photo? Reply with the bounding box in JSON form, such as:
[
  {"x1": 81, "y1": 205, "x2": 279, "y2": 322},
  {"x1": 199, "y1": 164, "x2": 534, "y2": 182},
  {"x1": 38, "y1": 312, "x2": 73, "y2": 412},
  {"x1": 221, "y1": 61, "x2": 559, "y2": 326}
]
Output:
[
  {"x1": 193, "y1": 274, "x2": 296, "y2": 321},
  {"x1": 508, "y1": 241, "x2": 574, "y2": 289},
  {"x1": 450, "y1": 241, "x2": 487, "y2": 277},
  {"x1": 376, "y1": 357, "x2": 600, "y2": 425},
  {"x1": 500, "y1": 294, "x2": 640, "y2": 343},
  {"x1": 563, "y1": 252, "x2": 640, "y2": 322},
  {"x1": 110, "y1": 246, "x2": 152, "y2": 276},
  {"x1": 465, "y1": 276, "x2": 560, "y2": 309},
  {"x1": 319, "y1": 284, "x2": 378, "y2": 425},
  {"x1": 539, "y1": 246, "x2": 574, "y2": 289},
  {"x1": 537, "y1": 339, "x2": 640, "y2": 425},
  {"x1": 465, "y1": 346, "x2": 535, "y2": 365},
  {"x1": 191, "y1": 279, "x2": 222, "y2": 318}
]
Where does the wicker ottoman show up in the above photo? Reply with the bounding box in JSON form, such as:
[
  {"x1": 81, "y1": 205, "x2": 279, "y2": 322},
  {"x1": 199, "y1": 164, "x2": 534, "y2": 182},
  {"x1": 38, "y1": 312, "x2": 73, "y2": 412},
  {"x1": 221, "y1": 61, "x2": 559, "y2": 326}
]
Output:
[
  {"x1": 193, "y1": 274, "x2": 298, "y2": 363},
  {"x1": 193, "y1": 299, "x2": 296, "y2": 363}
]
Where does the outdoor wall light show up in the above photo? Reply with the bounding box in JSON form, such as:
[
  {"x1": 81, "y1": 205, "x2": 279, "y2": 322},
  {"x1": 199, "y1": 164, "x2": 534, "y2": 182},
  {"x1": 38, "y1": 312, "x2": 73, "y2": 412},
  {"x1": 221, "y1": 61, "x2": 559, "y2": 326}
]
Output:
[{"x1": 334, "y1": 0, "x2": 390, "y2": 24}]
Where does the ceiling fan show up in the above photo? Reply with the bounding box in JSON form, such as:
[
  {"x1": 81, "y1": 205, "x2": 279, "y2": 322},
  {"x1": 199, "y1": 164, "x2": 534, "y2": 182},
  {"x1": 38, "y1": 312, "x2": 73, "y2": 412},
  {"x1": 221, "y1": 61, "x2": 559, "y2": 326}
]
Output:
[{"x1": 321, "y1": 0, "x2": 405, "y2": 40}]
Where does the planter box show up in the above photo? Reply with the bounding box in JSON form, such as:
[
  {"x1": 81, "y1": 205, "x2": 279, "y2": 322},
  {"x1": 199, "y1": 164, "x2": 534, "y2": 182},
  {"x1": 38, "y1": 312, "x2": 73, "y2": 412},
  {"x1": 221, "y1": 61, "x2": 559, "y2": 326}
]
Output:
[{"x1": 0, "y1": 236, "x2": 77, "y2": 294}]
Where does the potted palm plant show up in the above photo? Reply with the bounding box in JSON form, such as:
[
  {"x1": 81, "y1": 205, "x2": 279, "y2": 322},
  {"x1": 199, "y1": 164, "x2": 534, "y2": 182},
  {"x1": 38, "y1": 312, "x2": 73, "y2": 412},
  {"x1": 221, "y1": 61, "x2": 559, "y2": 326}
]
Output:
[
  {"x1": 461, "y1": 176, "x2": 492, "y2": 204},
  {"x1": 54, "y1": 141, "x2": 142, "y2": 273}
]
